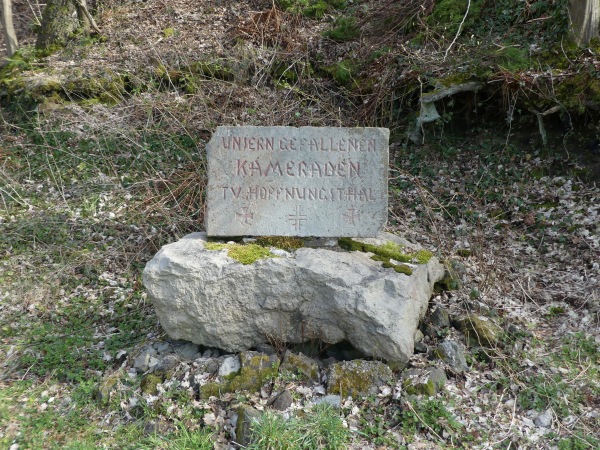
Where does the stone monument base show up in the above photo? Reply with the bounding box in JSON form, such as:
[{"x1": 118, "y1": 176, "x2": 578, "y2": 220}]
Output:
[{"x1": 142, "y1": 232, "x2": 444, "y2": 364}]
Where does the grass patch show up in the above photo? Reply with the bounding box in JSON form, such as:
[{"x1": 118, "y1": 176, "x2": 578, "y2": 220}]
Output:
[
  {"x1": 141, "y1": 423, "x2": 214, "y2": 450},
  {"x1": 400, "y1": 398, "x2": 463, "y2": 441},
  {"x1": 247, "y1": 404, "x2": 349, "y2": 450}
]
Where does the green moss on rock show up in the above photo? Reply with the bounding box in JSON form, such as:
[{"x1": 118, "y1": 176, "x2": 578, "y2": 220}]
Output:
[
  {"x1": 255, "y1": 236, "x2": 305, "y2": 250},
  {"x1": 339, "y1": 237, "x2": 432, "y2": 264},
  {"x1": 453, "y1": 315, "x2": 503, "y2": 347},
  {"x1": 140, "y1": 373, "x2": 163, "y2": 395},
  {"x1": 326, "y1": 360, "x2": 392, "y2": 398},
  {"x1": 341, "y1": 237, "x2": 432, "y2": 275},
  {"x1": 203, "y1": 242, "x2": 275, "y2": 265},
  {"x1": 280, "y1": 352, "x2": 319, "y2": 382},
  {"x1": 228, "y1": 352, "x2": 280, "y2": 392},
  {"x1": 97, "y1": 371, "x2": 122, "y2": 406},
  {"x1": 381, "y1": 260, "x2": 413, "y2": 275},
  {"x1": 199, "y1": 352, "x2": 280, "y2": 399},
  {"x1": 199, "y1": 382, "x2": 224, "y2": 399},
  {"x1": 402, "y1": 367, "x2": 446, "y2": 396}
]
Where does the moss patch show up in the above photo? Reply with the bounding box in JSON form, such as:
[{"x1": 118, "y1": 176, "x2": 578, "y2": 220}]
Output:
[
  {"x1": 280, "y1": 352, "x2": 319, "y2": 382},
  {"x1": 380, "y1": 259, "x2": 413, "y2": 275},
  {"x1": 227, "y1": 352, "x2": 280, "y2": 392},
  {"x1": 140, "y1": 373, "x2": 163, "y2": 395},
  {"x1": 453, "y1": 315, "x2": 503, "y2": 347},
  {"x1": 204, "y1": 242, "x2": 275, "y2": 265},
  {"x1": 327, "y1": 360, "x2": 392, "y2": 398},
  {"x1": 339, "y1": 237, "x2": 432, "y2": 275},
  {"x1": 198, "y1": 352, "x2": 280, "y2": 399},
  {"x1": 255, "y1": 236, "x2": 305, "y2": 250}
]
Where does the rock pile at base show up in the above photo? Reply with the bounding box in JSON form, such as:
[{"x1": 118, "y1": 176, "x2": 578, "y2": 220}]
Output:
[{"x1": 143, "y1": 232, "x2": 444, "y2": 364}]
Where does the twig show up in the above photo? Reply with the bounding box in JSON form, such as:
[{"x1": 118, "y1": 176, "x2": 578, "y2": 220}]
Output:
[
  {"x1": 405, "y1": 400, "x2": 445, "y2": 443},
  {"x1": 444, "y1": 0, "x2": 470, "y2": 61},
  {"x1": 73, "y1": 0, "x2": 102, "y2": 34}
]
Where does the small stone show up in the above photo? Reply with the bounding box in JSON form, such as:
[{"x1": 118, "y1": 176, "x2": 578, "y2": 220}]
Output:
[
  {"x1": 195, "y1": 358, "x2": 220, "y2": 375},
  {"x1": 154, "y1": 342, "x2": 171, "y2": 354},
  {"x1": 151, "y1": 354, "x2": 179, "y2": 374},
  {"x1": 134, "y1": 346, "x2": 158, "y2": 372},
  {"x1": 268, "y1": 389, "x2": 293, "y2": 411},
  {"x1": 434, "y1": 340, "x2": 468, "y2": 373},
  {"x1": 314, "y1": 395, "x2": 342, "y2": 408},
  {"x1": 280, "y1": 352, "x2": 320, "y2": 383},
  {"x1": 254, "y1": 343, "x2": 277, "y2": 355},
  {"x1": 236, "y1": 405, "x2": 262, "y2": 446},
  {"x1": 453, "y1": 314, "x2": 503, "y2": 347},
  {"x1": 521, "y1": 417, "x2": 535, "y2": 428},
  {"x1": 534, "y1": 409, "x2": 553, "y2": 428},
  {"x1": 174, "y1": 342, "x2": 200, "y2": 359},
  {"x1": 219, "y1": 356, "x2": 241, "y2": 377},
  {"x1": 402, "y1": 367, "x2": 446, "y2": 396},
  {"x1": 10, "y1": 444, "x2": 19, "y2": 450},
  {"x1": 140, "y1": 373, "x2": 163, "y2": 395},
  {"x1": 414, "y1": 329, "x2": 424, "y2": 343},
  {"x1": 421, "y1": 322, "x2": 441, "y2": 339},
  {"x1": 326, "y1": 360, "x2": 392, "y2": 398},
  {"x1": 430, "y1": 307, "x2": 450, "y2": 328},
  {"x1": 414, "y1": 341, "x2": 428, "y2": 353},
  {"x1": 98, "y1": 371, "x2": 121, "y2": 406},
  {"x1": 313, "y1": 385, "x2": 326, "y2": 395},
  {"x1": 227, "y1": 352, "x2": 280, "y2": 392},
  {"x1": 115, "y1": 350, "x2": 127, "y2": 363},
  {"x1": 143, "y1": 421, "x2": 158, "y2": 436}
]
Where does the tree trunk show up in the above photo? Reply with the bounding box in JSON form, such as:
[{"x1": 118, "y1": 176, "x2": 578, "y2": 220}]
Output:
[
  {"x1": 36, "y1": 0, "x2": 79, "y2": 50},
  {"x1": 569, "y1": 0, "x2": 600, "y2": 45},
  {"x1": 1, "y1": 0, "x2": 19, "y2": 57}
]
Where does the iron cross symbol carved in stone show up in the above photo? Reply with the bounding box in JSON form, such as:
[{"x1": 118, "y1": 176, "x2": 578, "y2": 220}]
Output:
[
  {"x1": 236, "y1": 206, "x2": 254, "y2": 225},
  {"x1": 343, "y1": 207, "x2": 361, "y2": 225},
  {"x1": 287, "y1": 205, "x2": 307, "y2": 231}
]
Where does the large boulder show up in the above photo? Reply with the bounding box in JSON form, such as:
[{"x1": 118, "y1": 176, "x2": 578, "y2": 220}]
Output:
[{"x1": 142, "y1": 232, "x2": 444, "y2": 364}]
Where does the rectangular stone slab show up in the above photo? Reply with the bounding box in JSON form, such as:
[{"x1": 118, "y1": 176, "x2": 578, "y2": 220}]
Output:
[{"x1": 205, "y1": 126, "x2": 389, "y2": 237}]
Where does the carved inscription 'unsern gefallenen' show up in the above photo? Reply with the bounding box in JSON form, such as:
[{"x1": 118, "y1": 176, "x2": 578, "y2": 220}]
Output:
[{"x1": 206, "y1": 126, "x2": 389, "y2": 237}]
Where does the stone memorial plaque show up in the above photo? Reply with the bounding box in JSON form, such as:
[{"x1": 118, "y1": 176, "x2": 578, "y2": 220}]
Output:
[{"x1": 205, "y1": 126, "x2": 389, "y2": 237}]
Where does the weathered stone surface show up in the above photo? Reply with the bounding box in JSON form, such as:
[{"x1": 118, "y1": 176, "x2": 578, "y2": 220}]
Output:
[
  {"x1": 174, "y1": 342, "x2": 200, "y2": 359},
  {"x1": 198, "y1": 351, "x2": 279, "y2": 398},
  {"x1": 326, "y1": 360, "x2": 392, "y2": 398},
  {"x1": 143, "y1": 232, "x2": 444, "y2": 363},
  {"x1": 218, "y1": 356, "x2": 241, "y2": 377},
  {"x1": 430, "y1": 307, "x2": 451, "y2": 328},
  {"x1": 534, "y1": 409, "x2": 553, "y2": 428},
  {"x1": 402, "y1": 367, "x2": 446, "y2": 396},
  {"x1": 280, "y1": 352, "x2": 320, "y2": 383},
  {"x1": 453, "y1": 314, "x2": 503, "y2": 347},
  {"x1": 206, "y1": 126, "x2": 389, "y2": 237},
  {"x1": 235, "y1": 405, "x2": 262, "y2": 446},
  {"x1": 140, "y1": 373, "x2": 162, "y2": 395},
  {"x1": 134, "y1": 346, "x2": 159, "y2": 373},
  {"x1": 434, "y1": 340, "x2": 469, "y2": 373},
  {"x1": 313, "y1": 395, "x2": 342, "y2": 409},
  {"x1": 268, "y1": 389, "x2": 293, "y2": 411}
]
